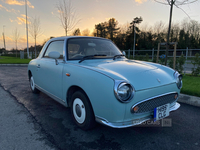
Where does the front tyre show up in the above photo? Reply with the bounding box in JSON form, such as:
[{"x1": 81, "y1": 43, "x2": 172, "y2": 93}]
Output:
[
  {"x1": 30, "y1": 75, "x2": 39, "y2": 93},
  {"x1": 70, "y1": 91, "x2": 96, "y2": 130}
]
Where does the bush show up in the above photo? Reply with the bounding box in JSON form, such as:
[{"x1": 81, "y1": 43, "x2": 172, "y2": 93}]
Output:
[
  {"x1": 169, "y1": 54, "x2": 185, "y2": 73},
  {"x1": 191, "y1": 53, "x2": 200, "y2": 76},
  {"x1": 134, "y1": 54, "x2": 139, "y2": 60},
  {"x1": 177, "y1": 54, "x2": 185, "y2": 73},
  {"x1": 153, "y1": 55, "x2": 157, "y2": 63},
  {"x1": 169, "y1": 58, "x2": 176, "y2": 70},
  {"x1": 144, "y1": 53, "x2": 149, "y2": 61},
  {"x1": 159, "y1": 57, "x2": 165, "y2": 65},
  {"x1": 138, "y1": 55, "x2": 144, "y2": 60}
]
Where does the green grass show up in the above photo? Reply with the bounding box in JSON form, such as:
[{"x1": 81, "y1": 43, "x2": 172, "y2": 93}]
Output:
[
  {"x1": 181, "y1": 75, "x2": 200, "y2": 97},
  {"x1": 0, "y1": 56, "x2": 31, "y2": 64}
]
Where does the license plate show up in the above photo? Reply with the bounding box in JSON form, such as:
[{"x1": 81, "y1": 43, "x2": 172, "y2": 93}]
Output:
[{"x1": 154, "y1": 103, "x2": 170, "y2": 121}]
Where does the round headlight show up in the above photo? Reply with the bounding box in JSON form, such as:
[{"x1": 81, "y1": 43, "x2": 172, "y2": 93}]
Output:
[
  {"x1": 114, "y1": 81, "x2": 135, "y2": 103},
  {"x1": 174, "y1": 71, "x2": 182, "y2": 89}
]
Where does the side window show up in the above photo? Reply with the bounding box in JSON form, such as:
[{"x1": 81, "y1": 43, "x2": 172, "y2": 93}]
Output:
[{"x1": 43, "y1": 41, "x2": 64, "y2": 59}]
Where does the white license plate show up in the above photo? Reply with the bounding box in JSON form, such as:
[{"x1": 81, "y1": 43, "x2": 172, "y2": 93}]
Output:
[{"x1": 154, "y1": 103, "x2": 170, "y2": 121}]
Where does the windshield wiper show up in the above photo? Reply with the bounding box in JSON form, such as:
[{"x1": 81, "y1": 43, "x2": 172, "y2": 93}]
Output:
[
  {"x1": 113, "y1": 54, "x2": 125, "y2": 60},
  {"x1": 79, "y1": 54, "x2": 107, "y2": 63}
]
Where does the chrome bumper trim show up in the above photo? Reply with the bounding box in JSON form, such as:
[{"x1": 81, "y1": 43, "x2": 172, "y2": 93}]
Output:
[
  {"x1": 95, "y1": 102, "x2": 180, "y2": 128},
  {"x1": 170, "y1": 102, "x2": 180, "y2": 111}
]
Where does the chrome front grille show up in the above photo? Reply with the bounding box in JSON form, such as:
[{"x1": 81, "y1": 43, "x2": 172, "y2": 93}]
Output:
[{"x1": 132, "y1": 93, "x2": 178, "y2": 114}]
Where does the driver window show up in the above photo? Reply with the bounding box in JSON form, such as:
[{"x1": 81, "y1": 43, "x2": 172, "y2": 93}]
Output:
[{"x1": 43, "y1": 41, "x2": 64, "y2": 59}]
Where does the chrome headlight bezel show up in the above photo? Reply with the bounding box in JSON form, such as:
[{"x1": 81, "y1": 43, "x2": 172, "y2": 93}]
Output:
[
  {"x1": 114, "y1": 80, "x2": 135, "y2": 103},
  {"x1": 174, "y1": 71, "x2": 182, "y2": 89}
]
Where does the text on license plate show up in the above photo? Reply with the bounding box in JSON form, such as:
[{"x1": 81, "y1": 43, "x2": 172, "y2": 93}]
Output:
[{"x1": 154, "y1": 103, "x2": 170, "y2": 121}]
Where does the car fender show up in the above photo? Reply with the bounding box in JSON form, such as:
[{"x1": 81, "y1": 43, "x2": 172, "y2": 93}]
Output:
[{"x1": 63, "y1": 63, "x2": 126, "y2": 123}]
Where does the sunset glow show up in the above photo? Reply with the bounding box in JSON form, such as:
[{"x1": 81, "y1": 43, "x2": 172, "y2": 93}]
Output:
[{"x1": 0, "y1": 0, "x2": 200, "y2": 50}]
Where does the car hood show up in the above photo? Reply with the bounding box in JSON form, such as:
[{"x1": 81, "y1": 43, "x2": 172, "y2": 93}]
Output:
[{"x1": 79, "y1": 59, "x2": 175, "y2": 91}]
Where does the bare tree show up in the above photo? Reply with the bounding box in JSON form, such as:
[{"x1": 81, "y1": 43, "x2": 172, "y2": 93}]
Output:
[
  {"x1": 29, "y1": 16, "x2": 42, "y2": 58},
  {"x1": 119, "y1": 22, "x2": 130, "y2": 35},
  {"x1": 153, "y1": 21, "x2": 166, "y2": 36},
  {"x1": 13, "y1": 27, "x2": 20, "y2": 57},
  {"x1": 82, "y1": 29, "x2": 90, "y2": 36},
  {"x1": 154, "y1": 0, "x2": 198, "y2": 65},
  {"x1": 57, "y1": 0, "x2": 80, "y2": 36},
  {"x1": 170, "y1": 22, "x2": 180, "y2": 42}
]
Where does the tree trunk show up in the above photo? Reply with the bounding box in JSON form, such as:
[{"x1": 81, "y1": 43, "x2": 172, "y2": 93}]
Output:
[
  {"x1": 165, "y1": 0, "x2": 174, "y2": 66},
  {"x1": 65, "y1": 29, "x2": 67, "y2": 36},
  {"x1": 16, "y1": 43, "x2": 17, "y2": 57},
  {"x1": 35, "y1": 38, "x2": 37, "y2": 58}
]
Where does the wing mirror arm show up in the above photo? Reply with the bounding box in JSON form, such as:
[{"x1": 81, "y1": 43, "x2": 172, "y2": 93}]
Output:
[{"x1": 55, "y1": 59, "x2": 59, "y2": 65}]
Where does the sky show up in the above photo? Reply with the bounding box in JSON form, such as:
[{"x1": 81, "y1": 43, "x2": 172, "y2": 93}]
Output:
[{"x1": 0, "y1": 0, "x2": 200, "y2": 50}]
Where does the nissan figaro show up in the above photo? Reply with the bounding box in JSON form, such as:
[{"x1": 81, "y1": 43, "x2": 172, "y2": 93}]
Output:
[{"x1": 28, "y1": 36, "x2": 181, "y2": 130}]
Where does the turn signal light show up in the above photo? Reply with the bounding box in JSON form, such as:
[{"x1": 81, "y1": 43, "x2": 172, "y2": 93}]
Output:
[
  {"x1": 133, "y1": 106, "x2": 139, "y2": 113},
  {"x1": 174, "y1": 94, "x2": 178, "y2": 100},
  {"x1": 66, "y1": 73, "x2": 70, "y2": 77}
]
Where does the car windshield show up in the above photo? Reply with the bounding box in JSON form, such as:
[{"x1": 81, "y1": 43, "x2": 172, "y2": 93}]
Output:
[{"x1": 67, "y1": 38, "x2": 122, "y2": 60}]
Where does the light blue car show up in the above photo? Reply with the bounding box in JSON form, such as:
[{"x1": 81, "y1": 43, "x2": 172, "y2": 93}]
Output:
[{"x1": 28, "y1": 36, "x2": 181, "y2": 130}]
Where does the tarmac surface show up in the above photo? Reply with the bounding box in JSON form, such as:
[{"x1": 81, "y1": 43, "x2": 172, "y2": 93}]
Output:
[
  {"x1": 0, "y1": 86, "x2": 55, "y2": 150},
  {"x1": 0, "y1": 65, "x2": 200, "y2": 150}
]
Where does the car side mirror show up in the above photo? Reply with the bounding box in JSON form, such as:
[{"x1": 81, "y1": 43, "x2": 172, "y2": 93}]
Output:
[{"x1": 48, "y1": 51, "x2": 60, "y2": 65}]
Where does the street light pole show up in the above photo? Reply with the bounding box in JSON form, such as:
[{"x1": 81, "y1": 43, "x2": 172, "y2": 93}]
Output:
[
  {"x1": 133, "y1": 22, "x2": 136, "y2": 58},
  {"x1": 2, "y1": 25, "x2": 6, "y2": 53},
  {"x1": 133, "y1": 25, "x2": 136, "y2": 57},
  {"x1": 25, "y1": 0, "x2": 29, "y2": 58}
]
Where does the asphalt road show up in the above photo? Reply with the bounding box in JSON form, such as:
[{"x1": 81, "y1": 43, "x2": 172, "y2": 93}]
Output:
[{"x1": 0, "y1": 66, "x2": 200, "y2": 150}]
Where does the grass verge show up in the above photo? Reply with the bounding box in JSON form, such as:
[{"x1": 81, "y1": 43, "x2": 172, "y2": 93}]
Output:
[
  {"x1": 181, "y1": 75, "x2": 200, "y2": 97},
  {"x1": 0, "y1": 56, "x2": 31, "y2": 64}
]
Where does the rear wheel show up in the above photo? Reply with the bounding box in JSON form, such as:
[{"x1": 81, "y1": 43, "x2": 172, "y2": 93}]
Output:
[
  {"x1": 70, "y1": 91, "x2": 96, "y2": 130},
  {"x1": 30, "y1": 75, "x2": 39, "y2": 93}
]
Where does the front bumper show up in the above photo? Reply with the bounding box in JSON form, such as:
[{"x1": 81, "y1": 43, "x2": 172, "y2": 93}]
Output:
[{"x1": 95, "y1": 102, "x2": 180, "y2": 128}]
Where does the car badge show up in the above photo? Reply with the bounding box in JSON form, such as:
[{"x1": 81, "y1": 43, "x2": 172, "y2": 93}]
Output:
[{"x1": 157, "y1": 78, "x2": 161, "y2": 83}]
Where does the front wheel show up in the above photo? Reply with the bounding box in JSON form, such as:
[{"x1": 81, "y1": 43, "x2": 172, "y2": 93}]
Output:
[{"x1": 70, "y1": 91, "x2": 96, "y2": 130}]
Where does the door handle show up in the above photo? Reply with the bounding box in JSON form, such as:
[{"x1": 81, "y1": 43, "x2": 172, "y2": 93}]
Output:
[{"x1": 37, "y1": 64, "x2": 40, "y2": 68}]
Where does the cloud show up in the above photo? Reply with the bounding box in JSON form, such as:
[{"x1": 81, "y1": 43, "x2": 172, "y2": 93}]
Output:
[
  {"x1": 9, "y1": 18, "x2": 14, "y2": 22},
  {"x1": 11, "y1": 8, "x2": 20, "y2": 13},
  {"x1": 21, "y1": 14, "x2": 26, "y2": 18},
  {"x1": 17, "y1": 17, "x2": 25, "y2": 24},
  {"x1": 0, "y1": 36, "x2": 13, "y2": 42},
  {"x1": 0, "y1": 4, "x2": 9, "y2": 11},
  {"x1": 135, "y1": 0, "x2": 147, "y2": 4},
  {"x1": 2, "y1": 0, "x2": 34, "y2": 8},
  {"x1": 18, "y1": 35, "x2": 27, "y2": 43},
  {"x1": 0, "y1": 4, "x2": 20, "y2": 13},
  {"x1": 16, "y1": 14, "x2": 30, "y2": 24}
]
